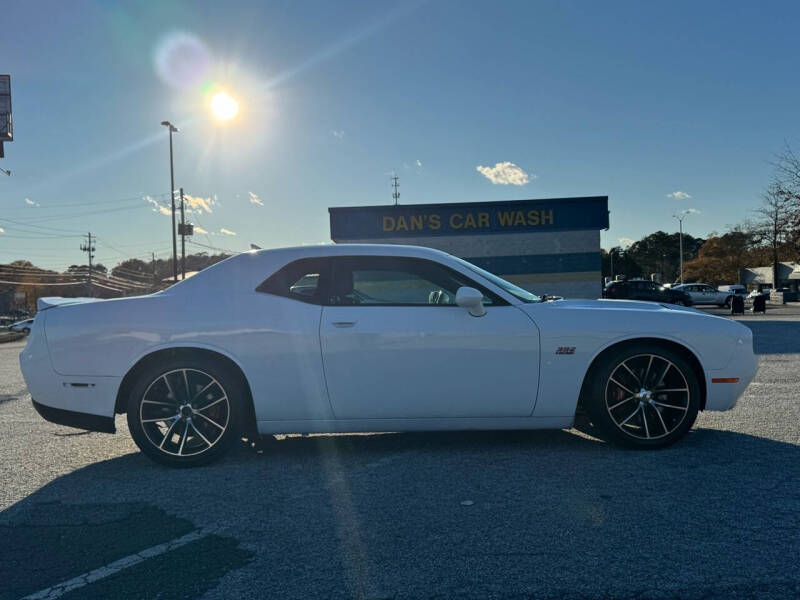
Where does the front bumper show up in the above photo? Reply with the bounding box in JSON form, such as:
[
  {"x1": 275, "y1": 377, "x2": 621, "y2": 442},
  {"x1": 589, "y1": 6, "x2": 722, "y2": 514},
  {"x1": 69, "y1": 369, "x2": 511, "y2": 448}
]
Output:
[{"x1": 705, "y1": 335, "x2": 758, "y2": 411}]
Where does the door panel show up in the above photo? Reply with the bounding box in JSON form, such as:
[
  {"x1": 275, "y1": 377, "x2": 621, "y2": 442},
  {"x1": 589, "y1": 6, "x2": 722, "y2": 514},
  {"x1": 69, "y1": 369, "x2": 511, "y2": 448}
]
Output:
[{"x1": 320, "y1": 305, "x2": 539, "y2": 419}]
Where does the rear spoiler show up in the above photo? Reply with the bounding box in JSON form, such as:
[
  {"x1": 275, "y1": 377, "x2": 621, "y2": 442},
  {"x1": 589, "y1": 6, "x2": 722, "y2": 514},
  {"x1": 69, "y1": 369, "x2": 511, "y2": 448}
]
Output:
[{"x1": 37, "y1": 297, "x2": 101, "y2": 311}]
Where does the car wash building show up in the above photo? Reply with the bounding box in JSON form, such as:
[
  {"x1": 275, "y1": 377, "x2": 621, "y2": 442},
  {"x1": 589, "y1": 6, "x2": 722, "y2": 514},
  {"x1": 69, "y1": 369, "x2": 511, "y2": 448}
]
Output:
[{"x1": 329, "y1": 196, "x2": 609, "y2": 298}]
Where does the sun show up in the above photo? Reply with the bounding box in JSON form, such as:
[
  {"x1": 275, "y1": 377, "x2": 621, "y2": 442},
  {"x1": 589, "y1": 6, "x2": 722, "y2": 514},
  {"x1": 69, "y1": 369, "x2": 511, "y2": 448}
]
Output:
[{"x1": 210, "y1": 91, "x2": 239, "y2": 121}]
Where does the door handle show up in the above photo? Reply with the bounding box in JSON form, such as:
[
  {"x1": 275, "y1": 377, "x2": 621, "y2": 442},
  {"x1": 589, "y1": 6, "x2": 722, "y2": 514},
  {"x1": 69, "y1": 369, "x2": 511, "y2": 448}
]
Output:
[{"x1": 331, "y1": 321, "x2": 357, "y2": 328}]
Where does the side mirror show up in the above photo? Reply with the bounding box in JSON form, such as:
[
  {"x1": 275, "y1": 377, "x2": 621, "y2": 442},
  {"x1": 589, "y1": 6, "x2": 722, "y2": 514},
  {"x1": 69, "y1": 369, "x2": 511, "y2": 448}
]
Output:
[{"x1": 455, "y1": 286, "x2": 486, "y2": 317}]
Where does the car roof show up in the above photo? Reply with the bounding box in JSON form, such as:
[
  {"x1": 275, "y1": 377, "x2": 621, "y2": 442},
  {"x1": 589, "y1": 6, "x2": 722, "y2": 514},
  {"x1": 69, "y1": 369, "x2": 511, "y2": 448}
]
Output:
[
  {"x1": 163, "y1": 244, "x2": 487, "y2": 297},
  {"x1": 250, "y1": 243, "x2": 453, "y2": 259}
]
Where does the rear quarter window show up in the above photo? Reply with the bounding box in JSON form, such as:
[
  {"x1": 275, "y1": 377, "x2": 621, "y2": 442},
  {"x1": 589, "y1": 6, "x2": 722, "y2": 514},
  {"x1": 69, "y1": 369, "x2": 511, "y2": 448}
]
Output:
[{"x1": 255, "y1": 258, "x2": 329, "y2": 304}]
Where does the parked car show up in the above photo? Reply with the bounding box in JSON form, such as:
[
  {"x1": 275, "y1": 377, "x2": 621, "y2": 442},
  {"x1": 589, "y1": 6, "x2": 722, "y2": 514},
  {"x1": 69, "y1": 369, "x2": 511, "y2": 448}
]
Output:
[
  {"x1": 9, "y1": 318, "x2": 35, "y2": 334},
  {"x1": 22, "y1": 245, "x2": 755, "y2": 467},
  {"x1": 672, "y1": 283, "x2": 734, "y2": 307},
  {"x1": 603, "y1": 280, "x2": 693, "y2": 306},
  {"x1": 748, "y1": 289, "x2": 770, "y2": 299},
  {"x1": 719, "y1": 284, "x2": 747, "y2": 297}
]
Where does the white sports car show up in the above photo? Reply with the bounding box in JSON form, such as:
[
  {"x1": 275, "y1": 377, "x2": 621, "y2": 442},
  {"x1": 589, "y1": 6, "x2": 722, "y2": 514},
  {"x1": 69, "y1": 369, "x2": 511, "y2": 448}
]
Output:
[{"x1": 21, "y1": 245, "x2": 757, "y2": 467}]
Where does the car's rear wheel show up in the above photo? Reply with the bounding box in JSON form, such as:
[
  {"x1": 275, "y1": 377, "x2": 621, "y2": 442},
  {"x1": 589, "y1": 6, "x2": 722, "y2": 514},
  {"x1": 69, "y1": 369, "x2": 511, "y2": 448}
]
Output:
[
  {"x1": 582, "y1": 344, "x2": 700, "y2": 448},
  {"x1": 126, "y1": 355, "x2": 246, "y2": 467}
]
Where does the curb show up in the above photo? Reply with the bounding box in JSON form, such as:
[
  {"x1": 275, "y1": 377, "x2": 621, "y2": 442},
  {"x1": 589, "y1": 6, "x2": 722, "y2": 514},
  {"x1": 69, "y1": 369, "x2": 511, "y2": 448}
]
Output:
[{"x1": 0, "y1": 332, "x2": 26, "y2": 344}]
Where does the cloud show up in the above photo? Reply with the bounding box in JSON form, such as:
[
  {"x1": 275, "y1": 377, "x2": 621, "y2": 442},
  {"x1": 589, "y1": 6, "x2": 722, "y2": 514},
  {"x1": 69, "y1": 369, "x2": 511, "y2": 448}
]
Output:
[
  {"x1": 145, "y1": 195, "x2": 170, "y2": 215},
  {"x1": 145, "y1": 195, "x2": 172, "y2": 216},
  {"x1": 331, "y1": 130, "x2": 345, "y2": 139},
  {"x1": 24, "y1": 198, "x2": 39, "y2": 207},
  {"x1": 476, "y1": 162, "x2": 532, "y2": 185},
  {"x1": 248, "y1": 191, "x2": 263, "y2": 206},
  {"x1": 184, "y1": 194, "x2": 214, "y2": 214},
  {"x1": 194, "y1": 226, "x2": 208, "y2": 234},
  {"x1": 618, "y1": 237, "x2": 635, "y2": 247},
  {"x1": 0, "y1": 227, "x2": 4, "y2": 234},
  {"x1": 219, "y1": 228, "x2": 237, "y2": 236},
  {"x1": 667, "y1": 191, "x2": 691, "y2": 200},
  {"x1": 685, "y1": 208, "x2": 700, "y2": 214},
  {"x1": 416, "y1": 159, "x2": 423, "y2": 168}
]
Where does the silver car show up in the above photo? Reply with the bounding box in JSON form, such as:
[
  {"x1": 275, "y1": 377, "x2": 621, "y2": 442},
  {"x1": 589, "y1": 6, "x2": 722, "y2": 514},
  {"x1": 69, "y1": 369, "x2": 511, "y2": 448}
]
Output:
[{"x1": 673, "y1": 284, "x2": 733, "y2": 306}]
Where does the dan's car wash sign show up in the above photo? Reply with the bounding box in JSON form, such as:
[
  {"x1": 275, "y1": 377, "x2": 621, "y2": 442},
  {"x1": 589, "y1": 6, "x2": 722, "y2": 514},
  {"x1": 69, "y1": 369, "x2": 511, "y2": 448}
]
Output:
[{"x1": 329, "y1": 196, "x2": 609, "y2": 240}]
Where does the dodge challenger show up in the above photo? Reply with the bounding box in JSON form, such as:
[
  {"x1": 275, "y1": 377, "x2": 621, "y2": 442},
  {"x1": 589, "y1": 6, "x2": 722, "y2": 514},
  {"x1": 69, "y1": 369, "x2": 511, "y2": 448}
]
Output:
[{"x1": 20, "y1": 245, "x2": 757, "y2": 467}]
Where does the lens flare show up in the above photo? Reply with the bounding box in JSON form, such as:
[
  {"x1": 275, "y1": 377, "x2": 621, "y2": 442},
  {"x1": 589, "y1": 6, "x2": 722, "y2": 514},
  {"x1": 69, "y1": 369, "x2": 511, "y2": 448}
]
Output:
[
  {"x1": 154, "y1": 32, "x2": 211, "y2": 89},
  {"x1": 210, "y1": 92, "x2": 239, "y2": 121}
]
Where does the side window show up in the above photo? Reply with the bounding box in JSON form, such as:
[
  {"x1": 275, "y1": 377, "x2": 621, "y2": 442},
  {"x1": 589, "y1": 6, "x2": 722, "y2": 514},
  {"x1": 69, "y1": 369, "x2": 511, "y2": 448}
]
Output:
[
  {"x1": 255, "y1": 258, "x2": 329, "y2": 304},
  {"x1": 329, "y1": 257, "x2": 498, "y2": 306}
]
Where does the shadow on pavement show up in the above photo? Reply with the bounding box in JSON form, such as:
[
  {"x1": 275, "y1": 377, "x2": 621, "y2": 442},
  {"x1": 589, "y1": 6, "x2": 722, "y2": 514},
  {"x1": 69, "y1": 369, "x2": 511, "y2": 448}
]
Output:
[
  {"x1": 2, "y1": 427, "x2": 799, "y2": 598},
  {"x1": 741, "y1": 320, "x2": 800, "y2": 354}
]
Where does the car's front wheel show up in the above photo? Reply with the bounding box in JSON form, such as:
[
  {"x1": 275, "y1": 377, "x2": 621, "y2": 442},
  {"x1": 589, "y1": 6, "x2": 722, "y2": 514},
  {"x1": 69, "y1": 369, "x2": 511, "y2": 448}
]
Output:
[
  {"x1": 126, "y1": 355, "x2": 246, "y2": 467},
  {"x1": 582, "y1": 344, "x2": 700, "y2": 448}
]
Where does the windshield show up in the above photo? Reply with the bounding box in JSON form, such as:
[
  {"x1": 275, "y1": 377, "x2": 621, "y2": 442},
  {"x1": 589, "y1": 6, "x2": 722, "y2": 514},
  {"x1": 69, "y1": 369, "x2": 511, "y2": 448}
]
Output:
[{"x1": 453, "y1": 257, "x2": 542, "y2": 303}]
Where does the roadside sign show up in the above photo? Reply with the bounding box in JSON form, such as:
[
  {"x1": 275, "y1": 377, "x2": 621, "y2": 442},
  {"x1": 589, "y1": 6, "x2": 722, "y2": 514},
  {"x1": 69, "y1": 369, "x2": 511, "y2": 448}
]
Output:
[{"x1": 0, "y1": 74, "x2": 12, "y2": 143}]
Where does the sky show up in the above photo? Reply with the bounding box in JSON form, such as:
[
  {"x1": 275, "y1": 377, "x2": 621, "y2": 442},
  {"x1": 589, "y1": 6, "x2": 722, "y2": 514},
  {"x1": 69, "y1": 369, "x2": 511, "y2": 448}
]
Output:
[{"x1": 1, "y1": 0, "x2": 799, "y2": 270}]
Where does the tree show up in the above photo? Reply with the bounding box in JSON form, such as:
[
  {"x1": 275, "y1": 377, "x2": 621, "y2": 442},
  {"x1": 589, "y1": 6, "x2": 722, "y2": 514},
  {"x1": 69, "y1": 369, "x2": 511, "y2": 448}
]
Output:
[
  {"x1": 748, "y1": 182, "x2": 797, "y2": 286},
  {"x1": 624, "y1": 231, "x2": 704, "y2": 283},
  {"x1": 67, "y1": 264, "x2": 107, "y2": 274},
  {"x1": 683, "y1": 229, "x2": 753, "y2": 285},
  {"x1": 771, "y1": 144, "x2": 800, "y2": 253},
  {"x1": 601, "y1": 247, "x2": 641, "y2": 279}
]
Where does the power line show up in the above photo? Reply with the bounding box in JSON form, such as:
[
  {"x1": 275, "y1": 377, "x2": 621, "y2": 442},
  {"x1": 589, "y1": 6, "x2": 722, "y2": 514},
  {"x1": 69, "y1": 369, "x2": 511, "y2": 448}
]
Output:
[
  {"x1": 0, "y1": 267, "x2": 83, "y2": 278},
  {"x1": 0, "y1": 279, "x2": 84, "y2": 286},
  {"x1": 111, "y1": 266, "x2": 154, "y2": 278},
  {"x1": 7, "y1": 203, "x2": 152, "y2": 225},
  {"x1": 187, "y1": 239, "x2": 237, "y2": 254},
  {"x1": 0, "y1": 231, "x2": 80, "y2": 239},
  {"x1": 0, "y1": 217, "x2": 84, "y2": 235},
  {"x1": 0, "y1": 192, "x2": 169, "y2": 212}
]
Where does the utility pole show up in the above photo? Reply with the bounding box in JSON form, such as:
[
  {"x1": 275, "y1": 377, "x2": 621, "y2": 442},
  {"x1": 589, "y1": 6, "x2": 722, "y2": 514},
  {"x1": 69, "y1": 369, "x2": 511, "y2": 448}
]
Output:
[
  {"x1": 391, "y1": 176, "x2": 400, "y2": 205},
  {"x1": 161, "y1": 120, "x2": 179, "y2": 282},
  {"x1": 151, "y1": 252, "x2": 157, "y2": 292},
  {"x1": 80, "y1": 232, "x2": 95, "y2": 297},
  {"x1": 678, "y1": 219, "x2": 683, "y2": 284},
  {"x1": 179, "y1": 187, "x2": 186, "y2": 279},
  {"x1": 608, "y1": 248, "x2": 614, "y2": 281}
]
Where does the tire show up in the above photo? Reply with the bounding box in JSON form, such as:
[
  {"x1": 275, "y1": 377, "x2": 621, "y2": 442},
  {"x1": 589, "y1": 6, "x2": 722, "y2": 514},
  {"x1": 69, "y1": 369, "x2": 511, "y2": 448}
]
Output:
[
  {"x1": 672, "y1": 299, "x2": 686, "y2": 306},
  {"x1": 581, "y1": 343, "x2": 700, "y2": 449},
  {"x1": 126, "y1": 354, "x2": 247, "y2": 467},
  {"x1": 22, "y1": 327, "x2": 30, "y2": 335}
]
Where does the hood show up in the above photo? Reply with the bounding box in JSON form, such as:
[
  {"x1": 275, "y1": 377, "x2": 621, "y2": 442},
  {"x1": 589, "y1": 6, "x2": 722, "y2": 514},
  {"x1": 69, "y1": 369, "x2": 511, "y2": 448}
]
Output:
[{"x1": 543, "y1": 298, "x2": 697, "y2": 313}]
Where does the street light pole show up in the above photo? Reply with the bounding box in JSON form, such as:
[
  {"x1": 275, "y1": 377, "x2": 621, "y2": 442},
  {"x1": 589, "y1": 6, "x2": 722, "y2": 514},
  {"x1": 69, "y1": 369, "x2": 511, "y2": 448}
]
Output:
[
  {"x1": 161, "y1": 120, "x2": 179, "y2": 283},
  {"x1": 673, "y1": 210, "x2": 692, "y2": 285}
]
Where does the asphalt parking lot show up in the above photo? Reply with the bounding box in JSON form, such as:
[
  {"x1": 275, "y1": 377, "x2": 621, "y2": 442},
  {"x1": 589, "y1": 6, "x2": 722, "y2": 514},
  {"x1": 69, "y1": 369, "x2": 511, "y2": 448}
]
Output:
[{"x1": 1, "y1": 307, "x2": 799, "y2": 600}]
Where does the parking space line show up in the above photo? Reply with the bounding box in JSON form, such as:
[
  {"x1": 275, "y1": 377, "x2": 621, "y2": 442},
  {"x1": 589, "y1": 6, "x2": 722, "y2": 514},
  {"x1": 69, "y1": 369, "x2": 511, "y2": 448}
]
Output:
[{"x1": 20, "y1": 528, "x2": 212, "y2": 600}]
